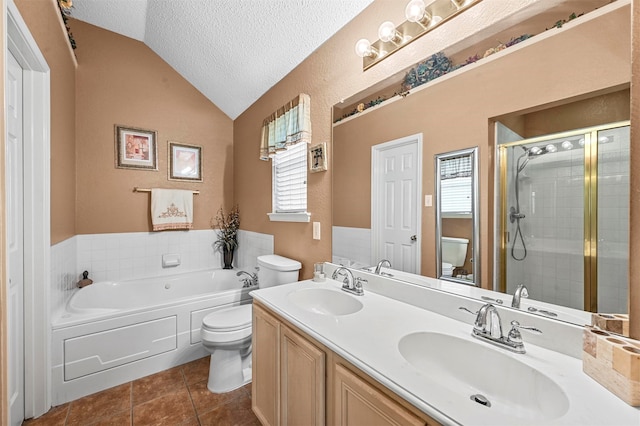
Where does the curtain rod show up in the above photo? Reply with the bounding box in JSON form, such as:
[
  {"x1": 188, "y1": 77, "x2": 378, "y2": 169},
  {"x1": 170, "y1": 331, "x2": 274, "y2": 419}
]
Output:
[{"x1": 134, "y1": 187, "x2": 200, "y2": 195}]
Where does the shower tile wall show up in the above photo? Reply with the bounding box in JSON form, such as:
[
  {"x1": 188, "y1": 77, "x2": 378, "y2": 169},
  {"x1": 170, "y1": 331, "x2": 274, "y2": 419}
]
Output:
[
  {"x1": 507, "y1": 148, "x2": 585, "y2": 310},
  {"x1": 50, "y1": 230, "x2": 274, "y2": 316}
]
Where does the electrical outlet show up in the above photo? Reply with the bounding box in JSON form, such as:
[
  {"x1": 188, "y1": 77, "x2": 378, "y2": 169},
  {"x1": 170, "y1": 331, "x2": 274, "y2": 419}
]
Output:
[{"x1": 313, "y1": 222, "x2": 321, "y2": 240}]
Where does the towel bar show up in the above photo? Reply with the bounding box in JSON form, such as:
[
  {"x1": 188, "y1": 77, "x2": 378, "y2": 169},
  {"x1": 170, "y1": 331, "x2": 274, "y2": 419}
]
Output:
[{"x1": 134, "y1": 187, "x2": 200, "y2": 195}]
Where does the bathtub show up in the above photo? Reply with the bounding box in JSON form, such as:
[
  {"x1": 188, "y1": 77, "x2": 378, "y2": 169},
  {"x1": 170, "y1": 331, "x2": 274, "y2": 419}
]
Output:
[{"x1": 51, "y1": 268, "x2": 254, "y2": 405}]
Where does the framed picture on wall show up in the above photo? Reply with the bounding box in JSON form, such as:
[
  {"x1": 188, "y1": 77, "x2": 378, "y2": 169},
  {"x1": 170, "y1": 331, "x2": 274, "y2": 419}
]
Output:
[
  {"x1": 169, "y1": 142, "x2": 202, "y2": 182},
  {"x1": 115, "y1": 125, "x2": 158, "y2": 170},
  {"x1": 309, "y1": 142, "x2": 327, "y2": 173}
]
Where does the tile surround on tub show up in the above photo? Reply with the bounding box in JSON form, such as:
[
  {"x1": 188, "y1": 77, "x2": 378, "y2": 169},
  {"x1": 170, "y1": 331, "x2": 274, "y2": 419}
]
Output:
[
  {"x1": 50, "y1": 229, "x2": 274, "y2": 316},
  {"x1": 332, "y1": 226, "x2": 371, "y2": 267}
]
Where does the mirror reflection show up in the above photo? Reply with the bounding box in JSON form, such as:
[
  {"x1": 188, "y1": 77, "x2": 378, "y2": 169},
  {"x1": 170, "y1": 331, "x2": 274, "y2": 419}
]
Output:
[
  {"x1": 331, "y1": 0, "x2": 630, "y2": 327},
  {"x1": 435, "y1": 147, "x2": 479, "y2": 286}
]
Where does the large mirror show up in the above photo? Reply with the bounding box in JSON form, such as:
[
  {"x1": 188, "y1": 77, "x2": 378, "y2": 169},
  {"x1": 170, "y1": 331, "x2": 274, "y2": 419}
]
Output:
[
  {"x1": 435, "y1": 148, "x2": 479, "y2": 286},
  {"x1": 331, "y1": 0, "x2": 631, "y2": 327}
]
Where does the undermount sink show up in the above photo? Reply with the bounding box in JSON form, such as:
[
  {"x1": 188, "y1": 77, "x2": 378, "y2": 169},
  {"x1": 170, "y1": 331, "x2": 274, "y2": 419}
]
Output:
[
  {"x1": 287, "y1": 288, "x2": 363, "y2": 316},
  {"x1": 398, "y1": 332, "x2": 569, "y2": 422}
]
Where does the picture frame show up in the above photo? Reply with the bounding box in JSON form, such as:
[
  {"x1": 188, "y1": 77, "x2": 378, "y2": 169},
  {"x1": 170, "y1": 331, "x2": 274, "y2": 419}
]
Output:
[
  {"x1": 309, "y1": 142, "x2": 327, "y2": 173},
  {"x1": 115, "y1": 125, "x2": 158, "y2": 170},
  {"x1": 169, "y1": 141, "x2": 202, "y2": 182}
]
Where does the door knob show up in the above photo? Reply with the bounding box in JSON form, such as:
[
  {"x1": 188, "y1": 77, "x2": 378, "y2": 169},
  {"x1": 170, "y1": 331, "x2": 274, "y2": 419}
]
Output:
[{"x1": 410, "y1": 235, "x2": 417, "y2": 241}]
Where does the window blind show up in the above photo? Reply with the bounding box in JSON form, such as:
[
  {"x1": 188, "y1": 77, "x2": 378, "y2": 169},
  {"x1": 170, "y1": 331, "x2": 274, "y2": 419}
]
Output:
[
  {"x1": 273, "y1": 142, "x2": 307, "y2": 212},
  {"x1": 441, "y1": 156, "x2": 472, "y2": 214}
]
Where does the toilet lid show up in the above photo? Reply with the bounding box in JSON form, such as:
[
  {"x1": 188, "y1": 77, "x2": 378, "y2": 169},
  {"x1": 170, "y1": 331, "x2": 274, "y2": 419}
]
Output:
[{"x1": 203, "y1": 304, "x2": 252, "y2": 331}]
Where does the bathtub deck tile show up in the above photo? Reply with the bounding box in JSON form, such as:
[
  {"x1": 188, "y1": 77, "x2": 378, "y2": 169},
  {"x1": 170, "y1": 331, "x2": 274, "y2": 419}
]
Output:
[
  {"x1": 132, "y1": 387, "x2": 197, "y2": 426},
  {"x1": 181, "y1": 355, "x2": 210, "y2": 385},
  {"x1": 132, "y1": 365, "x2": 186, "y2": 405},
  {"x1": 65, "y1": 383, "x2": 131, "y2": 426}
]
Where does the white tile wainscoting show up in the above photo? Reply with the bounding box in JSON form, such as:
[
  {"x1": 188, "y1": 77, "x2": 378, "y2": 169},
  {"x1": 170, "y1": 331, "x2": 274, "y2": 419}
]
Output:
[{"x1": 50, "y1": 229, "x2": 274, "y2": 316}]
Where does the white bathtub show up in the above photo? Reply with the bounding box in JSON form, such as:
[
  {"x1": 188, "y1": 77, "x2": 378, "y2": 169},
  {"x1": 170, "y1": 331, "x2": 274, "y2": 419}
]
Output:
[{"x1": 51, "y1": 268, "x2": 254, "y2": 404}]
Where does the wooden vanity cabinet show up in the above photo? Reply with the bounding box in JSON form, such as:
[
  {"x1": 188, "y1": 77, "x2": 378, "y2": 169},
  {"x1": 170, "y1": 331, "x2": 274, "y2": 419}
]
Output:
[
  {"x1": 252, "y1": 302, "x2": 325, "y2": 426},
  {"x1": 252, "y1": 301, "x2": 437, "y2": 426}
]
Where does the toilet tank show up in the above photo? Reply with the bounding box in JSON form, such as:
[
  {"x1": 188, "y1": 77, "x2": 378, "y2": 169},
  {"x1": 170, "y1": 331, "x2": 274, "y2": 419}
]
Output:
[
  {"x1": 257, "y1": 254, "x2": 302, "y2": 288},
  {"x1": 441, "y1": 237, "x2": 469, "y2": 267}
]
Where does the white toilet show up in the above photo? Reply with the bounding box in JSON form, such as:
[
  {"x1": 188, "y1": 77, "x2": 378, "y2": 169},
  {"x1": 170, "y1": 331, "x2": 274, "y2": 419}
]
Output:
[
  {"x1": 441, "y1": 237, "x2": 469, "y2": 277},
  {"x1": 200, "y1": 254, "x2": 301, "y2": 393}
]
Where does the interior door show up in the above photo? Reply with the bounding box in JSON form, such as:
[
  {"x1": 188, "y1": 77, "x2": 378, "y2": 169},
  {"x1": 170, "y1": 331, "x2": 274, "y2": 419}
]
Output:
[
  {"x1": 6, "y1": 50, "x2": 25, "y2": 426},
  {"x1": 372, "y1": 135, "x2": 421, "y2": 274}
]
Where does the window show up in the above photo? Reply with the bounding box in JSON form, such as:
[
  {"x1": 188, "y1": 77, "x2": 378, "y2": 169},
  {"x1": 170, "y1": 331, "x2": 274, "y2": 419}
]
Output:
[
  {"x1": 440, "y1": 156, "x2": 472, "y2": 217},
  {"x1": 269, "y1": 142, "x2": 310, "y2": 222}
]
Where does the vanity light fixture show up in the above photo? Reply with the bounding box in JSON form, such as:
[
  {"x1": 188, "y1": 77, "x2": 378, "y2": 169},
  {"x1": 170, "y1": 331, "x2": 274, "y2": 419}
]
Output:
[{"x1": 356, "y1": 0, "x2": 482, "y2": 70}]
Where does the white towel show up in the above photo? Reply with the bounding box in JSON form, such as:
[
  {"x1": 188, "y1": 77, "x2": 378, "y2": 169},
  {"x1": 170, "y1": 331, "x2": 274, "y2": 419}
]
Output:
[{"x1": 151, "y1": 189, "x2": 193, "y2": 231}]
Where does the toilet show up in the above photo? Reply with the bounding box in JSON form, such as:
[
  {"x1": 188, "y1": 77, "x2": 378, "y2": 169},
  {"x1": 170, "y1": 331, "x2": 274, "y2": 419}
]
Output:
[
  {"x1": 200, "y1": 254, "x2": 302, "y2": 393},
  {"x1": 441, "y1": 237, "x2": 469, "y2": 277}
]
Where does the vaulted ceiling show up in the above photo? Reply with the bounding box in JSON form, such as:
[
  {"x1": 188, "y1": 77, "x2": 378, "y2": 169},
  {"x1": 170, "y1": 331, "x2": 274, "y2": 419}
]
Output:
[{"x1": 70, "y1": 0, "x2": 375, "y2": 119}]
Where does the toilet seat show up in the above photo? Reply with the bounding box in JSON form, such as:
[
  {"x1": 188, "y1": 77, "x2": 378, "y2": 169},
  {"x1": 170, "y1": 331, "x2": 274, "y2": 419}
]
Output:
[{"x1": 202, "y1": 305, "x2": 252, "y2": 345}]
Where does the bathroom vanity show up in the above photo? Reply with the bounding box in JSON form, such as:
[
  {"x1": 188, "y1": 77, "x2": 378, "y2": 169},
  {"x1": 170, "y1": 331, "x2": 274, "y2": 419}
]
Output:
[{"x1": 250, "y1": 270, "x2": 640, "y2": 425}]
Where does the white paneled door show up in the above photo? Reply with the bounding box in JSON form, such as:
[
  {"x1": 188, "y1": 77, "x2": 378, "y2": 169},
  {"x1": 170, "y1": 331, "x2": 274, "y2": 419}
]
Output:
[
  {"x1": 372, "y1": 135, "x2": 422, "y2": 274},
  {"x1": 6, "y1": 50, "x2": 25, "y2": 426}
]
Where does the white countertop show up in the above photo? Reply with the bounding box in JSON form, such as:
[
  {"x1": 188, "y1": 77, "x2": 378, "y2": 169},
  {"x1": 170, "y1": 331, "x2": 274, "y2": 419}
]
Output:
[{"x1": 251, "y1": 279, "x2": 640, "y2": 426}]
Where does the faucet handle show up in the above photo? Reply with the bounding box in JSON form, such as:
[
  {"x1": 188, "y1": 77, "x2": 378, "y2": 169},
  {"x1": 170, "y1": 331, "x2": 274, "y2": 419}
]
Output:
[
  {"x1": 353, "y1": 277, "x2": 366, "y2": 295},
  {"x1": 508, "y1": 320, "x2": 542, "y2": 344},
  {"x1": 458, "y1": 306, "x2": 479, "y2": 315}
]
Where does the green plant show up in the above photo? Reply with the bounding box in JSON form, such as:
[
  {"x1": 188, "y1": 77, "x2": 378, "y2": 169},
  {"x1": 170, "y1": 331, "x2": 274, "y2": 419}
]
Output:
[{"x1": 211, "y1": 205, "x2": 240, "y2": 252}]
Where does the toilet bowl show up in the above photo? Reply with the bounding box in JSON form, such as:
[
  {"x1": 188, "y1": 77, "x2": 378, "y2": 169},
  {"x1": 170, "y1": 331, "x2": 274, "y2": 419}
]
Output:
[
  {"x1": 442, "y1": 237, "x2": 469, "y2": 276},
  {"x1": 201, "y1": 254, "x2": 301, "y2": 393}
]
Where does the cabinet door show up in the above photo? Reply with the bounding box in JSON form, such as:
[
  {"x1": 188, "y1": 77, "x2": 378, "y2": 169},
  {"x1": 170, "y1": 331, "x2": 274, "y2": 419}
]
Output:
[
  {"x1": 281, "y1": 325, "x2": 326, "y2": 426},
  {"x1": 334, "y1": 363, "x2": 425, "y2": 426},
  {"x1": 252, "y1": 305, "x2": 281, "y2": 426}
]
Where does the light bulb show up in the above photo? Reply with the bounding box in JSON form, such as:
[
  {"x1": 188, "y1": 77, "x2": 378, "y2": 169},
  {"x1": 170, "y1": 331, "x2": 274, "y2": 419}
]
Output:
[
  {"x1": 545, "y1": 144, "x2": 557, "y2": 153},
  {"x1": 529, "y1": 146, "x2": 542, "y2": 155},
  {"x1": 378, "y1": 21, "x2": 400, "y2": 43},
  {"x1": 598, "y1": 136, "x2": 611, "y2": 144},
  {"x1": 405, "y1": 0, "x2": 426, "y2": 22},
  {"x1": 354, "y1": 38, "x2": 375, "y2": 58},
  {"x1": 561, "y1": 140, "x2": 574, "y2": 150},
  {"x1": 578, "y1": 138, "x2": 585, "y2": 147}
]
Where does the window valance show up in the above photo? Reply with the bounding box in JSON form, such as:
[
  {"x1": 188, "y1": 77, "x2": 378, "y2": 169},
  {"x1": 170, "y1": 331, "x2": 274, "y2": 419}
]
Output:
[{"x1": 260, "y1": 93, "x2": 311, "y2": 160}]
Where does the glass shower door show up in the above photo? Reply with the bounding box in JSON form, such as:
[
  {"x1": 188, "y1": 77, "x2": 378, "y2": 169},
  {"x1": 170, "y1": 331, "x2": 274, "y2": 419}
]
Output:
[{"x1": 498, "y1": 122, "x2": 629, "y2": 313}]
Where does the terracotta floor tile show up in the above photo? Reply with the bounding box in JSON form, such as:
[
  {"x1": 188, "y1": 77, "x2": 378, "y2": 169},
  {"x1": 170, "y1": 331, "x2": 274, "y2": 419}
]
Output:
[
  {"x1": 188, "y1": 380, "x2": 246, "y2": 415},
  {"x1": 23, "y1": 404, "x2": 69, "y2": 426},
  {"x1": 132, "y1": 366, "x2": 186, "y2": 405},
  {"x1": 92, "y1": 409, "x2": 131, "y2": 426},
  {"x1": 66, "y1": 383, "x2": 131, "y2": 426},
  {"x1": 181, "y1": 355, "x2": 210, "y2": 385},
  {"x1": 132, "y1": 387, "x2": 196, "y2": 426},
  {"x1": 197, "y1": 391, "x2": 259, "y2": 426}
]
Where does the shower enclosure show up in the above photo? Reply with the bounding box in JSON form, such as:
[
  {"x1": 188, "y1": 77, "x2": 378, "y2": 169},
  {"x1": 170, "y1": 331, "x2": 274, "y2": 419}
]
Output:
[{"x1": 497, "y1": 121, "x2": 629, "y2": 313}]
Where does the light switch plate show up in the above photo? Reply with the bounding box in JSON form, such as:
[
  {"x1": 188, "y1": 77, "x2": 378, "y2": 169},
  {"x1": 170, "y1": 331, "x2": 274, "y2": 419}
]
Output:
[
  {"x1": 425, "y1": 195, "x2": 433, "y2": 207},
  {"x1": 313, "y1": 222, "x2": 321, "y2": 240}
]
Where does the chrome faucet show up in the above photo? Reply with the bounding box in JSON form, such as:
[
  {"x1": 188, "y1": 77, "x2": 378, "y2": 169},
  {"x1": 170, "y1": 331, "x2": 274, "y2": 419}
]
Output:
[
  {"x1": 374, "y1": 259, "x2": 391, "y2": 274},
  {"x1": 459, "y1": 303, "x2": 542, "y2": 354},
  {"x1": 373, "y1": 259, "x2": 393, "y2": 277},
  {"x1": 332, "y1": 267, "x2": 365, "y2": 296},
  {"x1": 511, "y1": 284, "x2": 529, "y2": 308},
  {"x1": 237, "y1": 268, "x2": 259, "y2": 288}
]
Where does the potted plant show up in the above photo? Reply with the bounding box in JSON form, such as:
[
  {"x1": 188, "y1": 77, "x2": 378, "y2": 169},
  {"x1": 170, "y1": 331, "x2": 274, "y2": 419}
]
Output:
[{"x1": 212, "y1": 205, "x2": 240, "y2": 269}]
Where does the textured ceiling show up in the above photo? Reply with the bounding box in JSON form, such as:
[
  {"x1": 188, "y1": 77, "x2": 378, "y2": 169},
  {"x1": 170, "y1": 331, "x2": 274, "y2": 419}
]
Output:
[{"x1": 70, "y1": 0, "x2": 374, "y2": 119}]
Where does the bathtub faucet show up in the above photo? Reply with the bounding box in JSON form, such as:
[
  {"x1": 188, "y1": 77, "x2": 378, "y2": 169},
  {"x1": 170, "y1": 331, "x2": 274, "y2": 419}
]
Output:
[{"x1": 237, "y1": 268, "x2": 259, "y2": 288}]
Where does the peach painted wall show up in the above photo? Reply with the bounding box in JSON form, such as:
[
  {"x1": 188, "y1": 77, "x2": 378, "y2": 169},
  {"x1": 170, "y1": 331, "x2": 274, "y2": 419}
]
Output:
[
  {"x1": 72, "y1": 20, "x2": 233, "y2": 234},
  {"x1": 235, "y1": 2, "x2": 630, "y2": 281},
  {"x1": 15, "y1": 0, "x2": 76, "y2": 244}
]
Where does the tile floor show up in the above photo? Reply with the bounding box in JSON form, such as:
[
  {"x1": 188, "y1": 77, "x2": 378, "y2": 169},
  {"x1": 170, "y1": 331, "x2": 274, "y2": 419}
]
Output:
[{"x1": 23, "y1": 356, "x2": 260, "y2": 426}]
